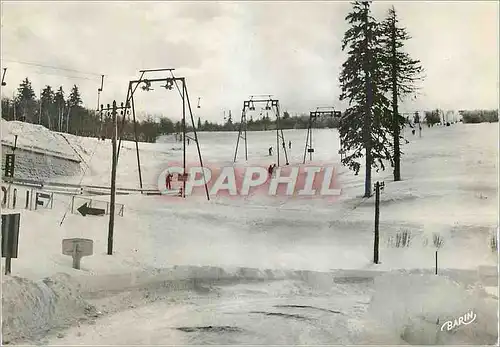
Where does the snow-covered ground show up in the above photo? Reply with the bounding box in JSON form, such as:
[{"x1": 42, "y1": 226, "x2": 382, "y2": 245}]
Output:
[{"x1": 1, "y1": 120, "x2": 498, "y2": 345}]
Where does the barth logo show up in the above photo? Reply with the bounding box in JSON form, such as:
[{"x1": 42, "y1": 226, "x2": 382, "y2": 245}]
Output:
[{"x1": 440, "y1": 310, "x2": 477, "y2": 332}]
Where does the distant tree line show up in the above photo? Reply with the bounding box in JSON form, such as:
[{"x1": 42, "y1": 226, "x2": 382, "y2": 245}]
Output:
[
  {"x1": 1, "y1": 77, "x2": 181, "y2": 143},
  {"x1": 1, "y1": 77, "x2": 341, "y2": 143},
  {"x1": 2, "y1": 76, "x2": 496, "y2": 147},
  {"x1": 195, "y1": 110, "x2": 339, "y2": 132},
  {"x1": 459, "y1": 110, "x2": 498, "y2": 124}
]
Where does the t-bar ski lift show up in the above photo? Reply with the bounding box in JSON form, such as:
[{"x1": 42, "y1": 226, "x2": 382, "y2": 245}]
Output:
[
  {"x1": 303, "y1": 106, "x2": 341, "y2": 164},
  {"x1": 234, "y1": 95, "x2": 289, "y2": 166},
  {"x1": 115, "y1": 68, "x2": 210, "y2": 200}
]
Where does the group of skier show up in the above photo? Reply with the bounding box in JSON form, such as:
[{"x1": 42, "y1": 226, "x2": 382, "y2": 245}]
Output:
[
  {"x1": 163, "y1": 140, "x2": 291, "y2": 191},
  {"x1": 268, "y1": 140, "x2": 292, "y2": 156}
]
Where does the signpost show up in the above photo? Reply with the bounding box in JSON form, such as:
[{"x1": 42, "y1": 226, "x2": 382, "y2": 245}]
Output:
[
  {"x1": 4, "y1": 154, "x2": 15, "y2": 178},
  {"x1": 1, "y1": 185, "x2": 52, "y2": 211},
  {"x1": 373, "y1": 181, "x2": 385, "y2": 264},
  {"x1": 35, "y1": 192, "x2": 53, "y2": 210},
  {"x1": 62, "y1": 238, "x2": 93, "y2": 270},
  {"x1": 77, "y1": 202, "x2": 105, "y2": 216},
  {"x1": 2, "y1": 213, "x2": 20, "y2": 275}
]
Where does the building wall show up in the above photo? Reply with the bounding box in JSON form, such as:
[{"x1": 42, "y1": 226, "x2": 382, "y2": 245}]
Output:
[{"x1": 1, "y1": 145, "x2": 81, "y2": 181}]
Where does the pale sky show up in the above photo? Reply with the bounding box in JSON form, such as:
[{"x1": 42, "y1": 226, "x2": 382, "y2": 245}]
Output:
[{"x1": 1, "y1": 1, "x2": 498, "y2": 123}]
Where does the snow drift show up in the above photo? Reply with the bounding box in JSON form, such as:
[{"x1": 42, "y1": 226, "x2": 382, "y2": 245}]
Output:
[
  {"x1": 1, "y1": 273, "x2": 98, "y2": 344},
  {"x1": 361, "y1": 273, "x2": 498, "y2": 345}
]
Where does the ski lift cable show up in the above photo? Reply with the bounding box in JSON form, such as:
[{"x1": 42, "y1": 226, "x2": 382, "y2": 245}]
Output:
[
  {"x1": 1, "y1": 58, "x2": 104, "y2": 77},
  {"x1": 336, "y1": 195, "x2": 371, "y2": 222},
  {"x1": 59, "y1": 85, "x2": 107, "y2": 227},
  {"x1": 58, "y1": 137, "x2": 104, "y2": 226},
  {"x1": 25, "y1": 70, "x2": 99, "y2": 81},
  {"x1": 0, "y1": 64, "x2": 101, "y2": 82}
]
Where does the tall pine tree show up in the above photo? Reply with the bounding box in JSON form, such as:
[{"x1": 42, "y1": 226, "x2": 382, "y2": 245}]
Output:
[
  {"x1": 380, "y1": 6, "x2": 424, "y2": 181},
  {"x1": 40, "y1": 85, "x2": 55, "y2": 129},
  {"x1": 339, "y1": 1, "x2": 392, "y2": 197},
  {"x1": 16, "y1": 78, "x2": 37, "y2": 123},
  {"x1": 54, "y1": 86, "x2": 65, "y2": 131},
  {"x1": 68, "y1": 84, "x2": 83, "y2": 134}
]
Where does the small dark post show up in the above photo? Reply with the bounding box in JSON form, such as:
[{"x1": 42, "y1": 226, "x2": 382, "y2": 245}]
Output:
[
  {"x1": 1, "y1": 67, "x2": 6, "y2": 86},
  {"x1": 244, "y1": 116, "x2": 248, "y2": 161},
  {"x1": 2, "y1": 213, "x2": 20, "y2": 275},
  {"x1": 12, "y1": 188, "x2": 17, "y2": 209},
  {"x1": 182, "y1": 82, "x2": 187, "y2": 198},
  {"x1": 374, "y1": 181, "x2": 381, "y2": 264},
  {"x1": 4, "y1": 221, "x2": 11, "y2": 275},
  {"x1": 107, "y1": 101, "x2": 118, "y2": 255},
  {"x1": 435, "y1": 250, "x2": 438, "y2": 275},
  {"x1": 5, "y1": 256, "x2": 11, "y2": 275},
  {"x1": 25, "y1": 191, "x2": 29, "y2": 209},
  {"x1": 309, "y1": 118, "x2": 313, "y2": 162}
]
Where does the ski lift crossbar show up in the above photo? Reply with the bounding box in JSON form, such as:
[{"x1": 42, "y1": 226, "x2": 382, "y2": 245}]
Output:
[
  {"x1": 130, "y1": 77, "x2": 184, "y2": 84},
  {"x1": 139, "y1": 68, "x2": 176, "y2": 73}
]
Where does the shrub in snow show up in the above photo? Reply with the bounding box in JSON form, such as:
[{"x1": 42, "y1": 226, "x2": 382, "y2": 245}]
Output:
[
  {"x1": 422, "y1": 232, "x2": 445, "y2": 249},
  {"x1": 362, "y1": 273, "x2": 498, "y2": 345},
  {"x1": 489, "y1": 230, "x2": 498, "y2": 253},
  {"x1": 390, "y1": 229, "x2": 412, "y2": 248},
  {"x1": 433, "y1": 233, "x2": 444, "y2": 249}
]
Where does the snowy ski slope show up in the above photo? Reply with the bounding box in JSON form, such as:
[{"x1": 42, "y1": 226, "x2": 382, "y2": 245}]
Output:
[{"x1": 1, "y1": 120, "x2": 498, "y2": 345}]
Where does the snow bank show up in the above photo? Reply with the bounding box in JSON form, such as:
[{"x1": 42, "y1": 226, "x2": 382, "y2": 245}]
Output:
[
  {"x1": 1, "y1": 265, "x2": 348, "y2": 344},
  {"x1": 1, "y1": 120, "x2": 79, "y2": 161},
  {"x1": 1, "y1": 120, "x2": 83, "y2": 180},
  {"x1": 361, "y1": 273, "x2": 498, "y2": 345},
  {"x1": 1, "y1": 273, "x2": 98, "y2": 344}
]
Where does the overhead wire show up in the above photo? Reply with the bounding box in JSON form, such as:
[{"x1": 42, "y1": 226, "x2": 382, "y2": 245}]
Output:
[
  {"x1": 58, "y1": 135, "x2": 104, "y2": 226},
  {"x1": 1, "y1": 58, "x2": 104, "y2": 77}
]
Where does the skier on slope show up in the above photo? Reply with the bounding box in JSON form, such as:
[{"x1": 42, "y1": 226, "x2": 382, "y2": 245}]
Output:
[
  {"x1": 165, "y1": 172, "x2": 173, "y2": 190},
  {"x1": 268, "y1": 164, "x2": 275, "y2": 178}
]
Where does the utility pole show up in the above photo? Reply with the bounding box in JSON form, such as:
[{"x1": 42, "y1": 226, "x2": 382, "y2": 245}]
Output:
[
  {"x1": 373, "y1": 181, "x2": 384, "y2": 264},
  {"x1": 109, "y1": 101, "x2": 117, "y2": 255},
  {"x1": 100, "y1": 101, "x2": 128, "y2": 255},
  {"x1": 182, "y1": 82, "x2": 187, "y2": 198}
]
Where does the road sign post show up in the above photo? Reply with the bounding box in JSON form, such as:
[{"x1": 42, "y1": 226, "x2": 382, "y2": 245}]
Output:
[
  {"x1": 2, "y1": 213, "x2": 20, "y2": 275},
  {"x1": 62, "y1": 238, "x2": 93, "y2": 270}
]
